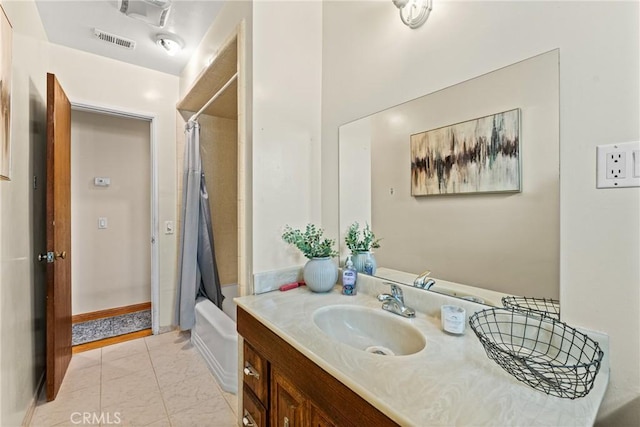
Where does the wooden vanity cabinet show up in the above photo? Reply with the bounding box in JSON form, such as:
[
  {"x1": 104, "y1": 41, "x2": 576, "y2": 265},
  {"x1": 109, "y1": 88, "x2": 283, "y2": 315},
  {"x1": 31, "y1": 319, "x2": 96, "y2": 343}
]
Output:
[
  {"x1": 271, "y1": 369, "x2": 308, "y2": 427},
  {"x1": 243, "y1": 384, "x2": 268, "y2": 427},
  {"x1": 238, "y1": 306, "x2": 397, "y2": 427}
]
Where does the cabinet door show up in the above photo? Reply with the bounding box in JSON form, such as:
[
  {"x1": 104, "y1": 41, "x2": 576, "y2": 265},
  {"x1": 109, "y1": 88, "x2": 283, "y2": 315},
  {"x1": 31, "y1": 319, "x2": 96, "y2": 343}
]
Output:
[
  {"x1": 271, "y1": 369, "x2": 307, "y2": 427},
  {"x1": 309, "y1": 403, "x2": 336, "y2": 427},
  {"x1": 243, "y1": 385, "x2": 268, "y2": 427}
]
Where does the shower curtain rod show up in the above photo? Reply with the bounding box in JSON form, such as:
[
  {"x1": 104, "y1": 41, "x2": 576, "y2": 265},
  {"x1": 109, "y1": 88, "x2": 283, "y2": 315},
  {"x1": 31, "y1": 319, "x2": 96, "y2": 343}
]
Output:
[{"x1": 189, "y1": 72, "x2": 239, "y2": 122}]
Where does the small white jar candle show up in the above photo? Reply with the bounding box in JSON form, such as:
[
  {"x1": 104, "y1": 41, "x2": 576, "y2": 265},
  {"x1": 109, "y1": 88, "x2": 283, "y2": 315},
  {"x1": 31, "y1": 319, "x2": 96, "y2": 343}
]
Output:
[{"x1": 441, "y1": 305, "x2": 466, "y2": 334}]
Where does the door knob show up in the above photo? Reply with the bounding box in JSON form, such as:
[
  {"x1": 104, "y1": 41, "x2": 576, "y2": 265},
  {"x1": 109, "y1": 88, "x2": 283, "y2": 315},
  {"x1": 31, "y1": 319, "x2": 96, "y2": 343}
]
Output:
[
  {"x1": 38, "y1": 251, "x2": 66, "y2": 262},
  {"x1": 38, "y1": 252, "x2": 52, "y2": 262}
]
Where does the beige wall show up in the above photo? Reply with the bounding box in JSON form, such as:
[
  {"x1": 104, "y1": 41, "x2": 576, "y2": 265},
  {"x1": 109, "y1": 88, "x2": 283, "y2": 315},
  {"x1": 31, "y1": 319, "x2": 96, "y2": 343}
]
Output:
[
  {"x1": 179, "y1": 2, "x2": 251, "y2": 100},
  {"x1": 322, "y1": 1, "x2": 639, "y2": 424},
  {"x1": 71, "y1": 111, "x2": 151, "y2": 314},
  {"x1": 0, "y1": 1, "x2": 48, "y2": 426},
  {"x1": 199, "y1": 114, "x2": 238, "y2": 286},
  {"x1": 252, "y1": 1, "x2": 323, "y2": 273},
  {"x1": 46, "y1": 43, "x2": 179, "y2": 328}
]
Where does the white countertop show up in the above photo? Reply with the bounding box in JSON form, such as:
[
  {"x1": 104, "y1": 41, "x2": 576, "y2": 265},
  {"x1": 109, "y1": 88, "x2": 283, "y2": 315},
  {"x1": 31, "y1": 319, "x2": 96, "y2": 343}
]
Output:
[{"x1": 235, "y1": 276, "x2": 609, "y2": 426}]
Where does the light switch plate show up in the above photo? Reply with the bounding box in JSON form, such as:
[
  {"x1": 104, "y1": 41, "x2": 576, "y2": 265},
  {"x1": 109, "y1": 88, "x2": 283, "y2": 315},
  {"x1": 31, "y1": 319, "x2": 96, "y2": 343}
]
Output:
[
  {"x1": 98, "y1": 217, "x2": 108, "y2": 229},
  {"x1": 164, "y1": 221, "x2": 174, "y2": 234},
  {"x1": 94, "y1": 177, "x2": 111, "y2": 187},
  {"x1": 596, "y1": 141, "x2": 640, "y2": 188}
]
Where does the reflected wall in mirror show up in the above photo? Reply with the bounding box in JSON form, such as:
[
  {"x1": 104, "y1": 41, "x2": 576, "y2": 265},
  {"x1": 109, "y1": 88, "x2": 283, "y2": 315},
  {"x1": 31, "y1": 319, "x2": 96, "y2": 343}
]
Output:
[{"x1": 339, "y1": 50, "x2": 560, "y2": 303}]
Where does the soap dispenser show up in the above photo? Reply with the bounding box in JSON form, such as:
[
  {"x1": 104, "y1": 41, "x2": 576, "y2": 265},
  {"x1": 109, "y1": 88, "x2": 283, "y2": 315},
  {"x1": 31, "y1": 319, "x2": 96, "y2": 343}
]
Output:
[{"x1": 342, "y1": 256, "x2": 358, "y2": 295}]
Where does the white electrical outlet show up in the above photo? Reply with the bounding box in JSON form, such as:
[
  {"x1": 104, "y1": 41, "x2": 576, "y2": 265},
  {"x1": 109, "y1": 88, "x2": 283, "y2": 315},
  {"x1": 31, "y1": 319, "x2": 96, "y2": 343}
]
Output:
[
  {"x1": 597, "y1": 142, "x2": 640, "y2": 188},
  {"x1": 605, "y1": 152, "x2": 626, "y2": 179}
]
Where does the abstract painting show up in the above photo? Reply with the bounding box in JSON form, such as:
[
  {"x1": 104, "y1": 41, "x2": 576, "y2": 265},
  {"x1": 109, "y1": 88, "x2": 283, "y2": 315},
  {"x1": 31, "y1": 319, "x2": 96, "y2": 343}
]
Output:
[
  {"x1": 410, "y1": 109, "x2": 520, "y2": 196},
  {"x1": 0, "y1": 5, "x2": 11, "y2": 181}
]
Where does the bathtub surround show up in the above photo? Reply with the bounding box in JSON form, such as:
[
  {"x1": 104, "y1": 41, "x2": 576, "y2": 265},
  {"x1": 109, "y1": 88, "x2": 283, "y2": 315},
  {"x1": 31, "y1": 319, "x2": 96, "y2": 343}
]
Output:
[{"x1": 178, "y1": 20, "x2": 248, "y2": 298}]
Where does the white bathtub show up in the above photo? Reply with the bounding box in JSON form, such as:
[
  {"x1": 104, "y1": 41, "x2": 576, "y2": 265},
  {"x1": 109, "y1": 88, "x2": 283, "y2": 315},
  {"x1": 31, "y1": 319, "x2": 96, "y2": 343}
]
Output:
[{"x1": 192, "y1": 284, "x2": 238, "y2": 394}]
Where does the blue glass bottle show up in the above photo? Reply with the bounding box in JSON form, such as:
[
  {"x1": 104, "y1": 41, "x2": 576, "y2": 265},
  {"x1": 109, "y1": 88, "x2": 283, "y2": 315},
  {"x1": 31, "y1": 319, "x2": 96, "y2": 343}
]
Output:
[{"x1": 363, "y1": 252, "x2": 374, "y2": 275}]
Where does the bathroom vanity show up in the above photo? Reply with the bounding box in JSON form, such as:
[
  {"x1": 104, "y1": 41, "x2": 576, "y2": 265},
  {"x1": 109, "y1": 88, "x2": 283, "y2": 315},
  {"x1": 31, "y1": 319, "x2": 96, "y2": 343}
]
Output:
[
  {"x1": 239, "y1": 308, "x2": 395, "y2": 426},
  {"x1": 236, "y1": 277, "x2": 609, "y2": 426}
]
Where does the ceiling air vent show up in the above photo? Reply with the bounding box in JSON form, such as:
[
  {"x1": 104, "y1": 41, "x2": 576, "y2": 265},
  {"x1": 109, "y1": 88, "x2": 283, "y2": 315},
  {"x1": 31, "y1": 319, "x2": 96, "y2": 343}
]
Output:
[{"x1": 93, "y1": 28, "x2": 136, "y2": 50}]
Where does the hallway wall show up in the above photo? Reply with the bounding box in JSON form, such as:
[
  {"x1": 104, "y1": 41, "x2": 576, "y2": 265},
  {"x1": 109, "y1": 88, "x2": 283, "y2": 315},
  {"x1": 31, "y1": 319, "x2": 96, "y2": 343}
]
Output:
[
  {"x1": 71, "y1": 111, "x2": 151, "y2": 315},
  {"x1": 47, "y1": 43, "x2": 179, "y2": 329}
]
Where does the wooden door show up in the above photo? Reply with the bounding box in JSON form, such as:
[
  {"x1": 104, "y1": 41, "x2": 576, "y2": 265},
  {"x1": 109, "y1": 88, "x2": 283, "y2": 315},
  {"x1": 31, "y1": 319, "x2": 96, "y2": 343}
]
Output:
[{"x1": 45, "y1": 73, "x2": 72, "y2": 401}]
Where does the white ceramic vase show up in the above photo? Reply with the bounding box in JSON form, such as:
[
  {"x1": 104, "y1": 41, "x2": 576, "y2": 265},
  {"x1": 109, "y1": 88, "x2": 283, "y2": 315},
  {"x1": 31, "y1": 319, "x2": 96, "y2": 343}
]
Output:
[
  {"x1": 303, "y1": 257, "x2": 338, "y2": 293},
  {"x1": 351, "y1": 251, "x2": 377, "y2": 275}
]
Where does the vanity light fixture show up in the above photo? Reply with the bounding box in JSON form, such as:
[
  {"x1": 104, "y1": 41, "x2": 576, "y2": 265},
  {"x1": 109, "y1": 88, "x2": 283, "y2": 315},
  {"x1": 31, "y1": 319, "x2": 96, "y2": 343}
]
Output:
[
  {"x1": 392, "y1": 0, "x2": 432, "y2": 29},
  {"x1": 156, "y1": 34, "x2": 182, "y2": 56}
]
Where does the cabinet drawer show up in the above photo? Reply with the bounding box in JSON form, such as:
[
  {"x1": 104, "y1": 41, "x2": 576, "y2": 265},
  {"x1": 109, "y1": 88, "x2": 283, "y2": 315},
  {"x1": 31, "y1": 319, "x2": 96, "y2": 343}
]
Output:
[
  {"x1": 243, "y1": 385, "x2": 268, "y2": 427},
  {"x1": 243, "y1": 341, "x2": 269, "y2": 403}
]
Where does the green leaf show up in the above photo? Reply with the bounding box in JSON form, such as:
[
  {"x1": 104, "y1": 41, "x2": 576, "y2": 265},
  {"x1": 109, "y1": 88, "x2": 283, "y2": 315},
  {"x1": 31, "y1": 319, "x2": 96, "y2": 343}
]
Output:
[
  {"x1": 344, "y1": 221, "x2": 382, "y2": 252},
  {"x1": 282, "y1": 224, "x2": 338, "y2": 259}
]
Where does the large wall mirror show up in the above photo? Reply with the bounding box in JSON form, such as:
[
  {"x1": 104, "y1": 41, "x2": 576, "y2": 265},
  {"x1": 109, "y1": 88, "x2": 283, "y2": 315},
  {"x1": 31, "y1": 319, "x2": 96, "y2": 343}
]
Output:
[{"x1": 339, "y1": 50, "x2": 560, "y2": 306}]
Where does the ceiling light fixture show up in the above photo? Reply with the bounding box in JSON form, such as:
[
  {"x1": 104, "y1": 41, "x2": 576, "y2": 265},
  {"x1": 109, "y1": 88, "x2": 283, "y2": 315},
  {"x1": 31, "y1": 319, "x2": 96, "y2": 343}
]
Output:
[
  {"x1": 156, "y1": 34, "x2": 182, "y2": 56},
  {"x1": 392, "y1": 0, "x2": 432, "y2": 29},
  {"x1": 118, "y1": 0, "x2": 172, "y2": 28}
]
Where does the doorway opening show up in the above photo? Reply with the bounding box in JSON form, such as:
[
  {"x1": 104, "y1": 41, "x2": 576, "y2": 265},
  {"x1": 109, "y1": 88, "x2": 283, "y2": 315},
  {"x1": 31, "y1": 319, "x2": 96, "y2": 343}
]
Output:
[{"x1": 68, "y1": 104, "x2": 159, "y2": 350}]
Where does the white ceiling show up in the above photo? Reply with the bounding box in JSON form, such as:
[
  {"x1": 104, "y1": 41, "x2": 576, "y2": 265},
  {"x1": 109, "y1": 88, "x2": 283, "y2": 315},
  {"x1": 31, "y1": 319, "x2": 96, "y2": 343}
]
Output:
[{"x1": 35, "y1": 0, "x2": 225, "y2": 76}]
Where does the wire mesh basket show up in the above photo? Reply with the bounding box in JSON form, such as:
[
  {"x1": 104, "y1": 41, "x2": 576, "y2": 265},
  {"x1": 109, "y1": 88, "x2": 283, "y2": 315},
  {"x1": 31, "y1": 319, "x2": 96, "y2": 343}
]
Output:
[
  {"x1": 502, "y1": 296, "x2": 561, "y2": 320},
  {"x1": 469, "y1": 308, "x2": 604, "y2": 399}
]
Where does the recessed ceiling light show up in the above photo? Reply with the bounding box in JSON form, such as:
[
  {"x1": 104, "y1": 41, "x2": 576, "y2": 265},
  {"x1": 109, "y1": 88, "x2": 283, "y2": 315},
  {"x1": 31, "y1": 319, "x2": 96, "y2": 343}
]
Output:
[{"x1": 156, "y1": 34, "x2": 182, "y2": 56}]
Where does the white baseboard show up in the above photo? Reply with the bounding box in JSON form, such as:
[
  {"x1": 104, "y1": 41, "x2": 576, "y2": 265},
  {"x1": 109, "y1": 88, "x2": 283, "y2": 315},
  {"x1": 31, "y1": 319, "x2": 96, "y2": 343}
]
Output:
[{"x1": 21, "y1": 371, "x2": 45, "y2": 427}]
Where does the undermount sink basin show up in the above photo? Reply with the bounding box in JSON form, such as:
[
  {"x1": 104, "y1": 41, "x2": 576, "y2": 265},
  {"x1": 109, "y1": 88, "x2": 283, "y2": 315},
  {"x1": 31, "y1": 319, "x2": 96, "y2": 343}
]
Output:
[{"x1": 312, "y1": 305, "x2": 426, "y2": 356}]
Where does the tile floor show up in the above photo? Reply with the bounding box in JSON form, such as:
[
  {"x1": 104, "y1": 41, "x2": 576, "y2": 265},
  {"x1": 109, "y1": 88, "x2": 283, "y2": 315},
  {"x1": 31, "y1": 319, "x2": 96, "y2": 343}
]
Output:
[{"x1": 29, "y1": 331, "x2": 238, "y2": 427}]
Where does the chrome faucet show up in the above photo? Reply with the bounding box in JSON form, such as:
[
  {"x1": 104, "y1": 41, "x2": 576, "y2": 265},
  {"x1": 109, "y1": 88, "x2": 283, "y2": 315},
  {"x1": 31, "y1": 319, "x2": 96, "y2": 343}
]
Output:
[
  {"x1": 414, "y1": 270, "x2": 435, "y2": 290},
  {"x1": 377, "y1": 283, "x2": 415, "y2": 318}
]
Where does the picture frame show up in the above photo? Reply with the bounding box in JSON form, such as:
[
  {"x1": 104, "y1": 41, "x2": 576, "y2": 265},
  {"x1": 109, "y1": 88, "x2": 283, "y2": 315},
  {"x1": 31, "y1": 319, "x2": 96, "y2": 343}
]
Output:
[
  {"x1": 410, "y1": 108, "x2": 521, "y2": 196},
  {"x1": 0, "y1": 5, "x2": 12, "y2": 181}
]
